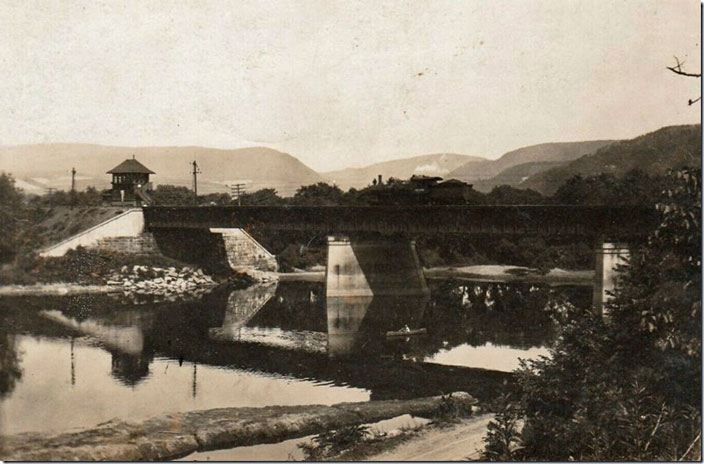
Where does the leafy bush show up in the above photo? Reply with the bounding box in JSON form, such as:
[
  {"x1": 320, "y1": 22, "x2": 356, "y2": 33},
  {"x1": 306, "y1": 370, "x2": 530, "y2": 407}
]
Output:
[
  {"x1": 432, "y1": 392, "x2": 474, "y2": 423},
  {"x1": 482, "y1": 394, "x2": 524, "y2": 461},
  {"x1": 483, "y1": 167, "x2": 702, "y2": 461},
  {"x1": 298, "y1": 424, "x2": 373, "y2": 460},
  {"x1": 276, "y1": 243, "x2": 326, "y2": 272}
]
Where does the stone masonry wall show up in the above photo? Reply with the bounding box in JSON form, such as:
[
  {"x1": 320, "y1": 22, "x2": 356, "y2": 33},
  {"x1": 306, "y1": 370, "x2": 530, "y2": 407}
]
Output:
[
  {"x1": 40, "y1": 209, "x2": 144, "y2": 257},
  {"x1": 211, "y1": 228, "x2": 278, "y2": 272},
  {"x1": 95, "y1": 233, "x2": 161, "y2": 256}
]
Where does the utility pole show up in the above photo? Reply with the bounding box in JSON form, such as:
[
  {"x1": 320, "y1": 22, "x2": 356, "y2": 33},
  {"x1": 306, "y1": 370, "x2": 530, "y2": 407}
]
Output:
[
  {"x1": 70, "y1": 167, "x2": 76, "y2": 210},
  {"x1": 192, "y1": 363, "x2": 198, "y2": 399},
  {"x1": 45, "y1": 187, "x2": 55, "y2": 208},
  {"x1": 230, "y1": 183, "x2": 246, "y2": 206},
  {"x1": 191, "y1": 160, "x2": 201, "y2": 205}
]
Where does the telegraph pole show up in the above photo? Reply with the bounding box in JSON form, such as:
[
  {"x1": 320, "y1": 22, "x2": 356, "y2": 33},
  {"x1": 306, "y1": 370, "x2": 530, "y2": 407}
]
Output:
[
  {"x1": 230, "y1": 183, "x2": 246, "y2": 206},
  {"x1": 45, "y1": 187, "x2": 55, "y2": 208},
  {"x1": 70, "y1": 167, "x2": 76, "y2": 209},
  {"x1": 191, "y1": 160, "x2": 201, "y2": 205}
]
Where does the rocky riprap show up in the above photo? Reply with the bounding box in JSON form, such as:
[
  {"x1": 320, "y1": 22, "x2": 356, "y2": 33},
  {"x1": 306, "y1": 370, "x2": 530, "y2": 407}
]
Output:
[{"x1": 105, "y1": 265, "x2": 217, "y2": 299}]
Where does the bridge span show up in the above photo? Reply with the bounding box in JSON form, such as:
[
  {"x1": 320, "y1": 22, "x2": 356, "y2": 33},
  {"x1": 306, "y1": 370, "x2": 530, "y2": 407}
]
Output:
[
  {"x1": 144, "y1": 205, "x2": 658, "y2": 237},
  {"x1": 144, "y1": 205, "x2": 659, "y2": 311}
]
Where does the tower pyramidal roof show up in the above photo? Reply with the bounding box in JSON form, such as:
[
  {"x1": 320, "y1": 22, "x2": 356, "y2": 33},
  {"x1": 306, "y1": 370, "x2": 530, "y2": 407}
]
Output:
[{"x1": 106, "y1": 157, "x2": 155, "y2": 175}]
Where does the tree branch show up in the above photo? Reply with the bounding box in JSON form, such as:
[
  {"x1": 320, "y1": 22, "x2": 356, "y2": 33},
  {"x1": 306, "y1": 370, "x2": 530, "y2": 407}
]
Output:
[
  {"x1": 667, "y1": 56, "x2": 701, "y2": 78},
  {"x1": 678, "y1": 431, "x2": 701, "y2": 461},
  {"x1": 644, "y1": 403, "x2": 665, "y2": 452}
]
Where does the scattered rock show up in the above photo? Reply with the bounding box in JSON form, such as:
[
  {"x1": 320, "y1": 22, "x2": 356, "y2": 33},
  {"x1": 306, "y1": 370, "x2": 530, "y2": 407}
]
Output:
[{"x1": 105, "y1": 265, "x2": 219, "y2": 303}]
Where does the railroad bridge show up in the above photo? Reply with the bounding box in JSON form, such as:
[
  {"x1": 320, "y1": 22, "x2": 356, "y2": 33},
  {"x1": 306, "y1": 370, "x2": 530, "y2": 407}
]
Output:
[{"x1": 144, "y1": 205, "x2": 659, "y2": 310}]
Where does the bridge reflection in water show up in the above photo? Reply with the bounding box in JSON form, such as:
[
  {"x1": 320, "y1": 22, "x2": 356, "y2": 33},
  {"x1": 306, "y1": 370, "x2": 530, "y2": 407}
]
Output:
[
  {"x1": 22, "y1": 283, "x2": 526, "y2": 399},
  {"x1": 207, "y1": 283, "x2": 430, "y2": 359},
  {"x1": 0, "y1": 278, "x2": 585, "y2": 437}
]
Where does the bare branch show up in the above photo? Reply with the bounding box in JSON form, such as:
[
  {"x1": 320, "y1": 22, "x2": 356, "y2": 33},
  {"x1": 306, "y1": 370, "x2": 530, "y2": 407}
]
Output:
[
  {"x1": 678, "y1": 431, "x2": 701, "y2": 461},
  {"x1": 644, "y1": 403, "x2": 666, "y2": 452},
  {"x1": 667, "y1": 56, "x2": 701, "y2": 78}
]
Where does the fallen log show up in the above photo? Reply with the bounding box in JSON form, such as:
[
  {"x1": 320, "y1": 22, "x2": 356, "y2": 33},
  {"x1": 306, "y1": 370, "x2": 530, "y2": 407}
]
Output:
[{"x1": 0, "y1": 392, "x2": 477, "y2": 461}]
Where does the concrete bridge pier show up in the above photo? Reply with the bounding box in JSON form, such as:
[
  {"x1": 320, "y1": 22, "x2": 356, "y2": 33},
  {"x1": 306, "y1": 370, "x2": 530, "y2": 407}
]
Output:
[
  {"x1": 326, "y1": 235, "x2": 429, "y2": 358},
  {"x1": 593, "y1": 241, "x2": 630, "y2": 313},
  {"x1": 326, "y1": 236, "x2": 429, "y2": 299}
]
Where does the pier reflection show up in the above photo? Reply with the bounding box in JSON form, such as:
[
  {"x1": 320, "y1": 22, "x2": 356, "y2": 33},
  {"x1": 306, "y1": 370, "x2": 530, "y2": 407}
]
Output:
[
  {"x1": 327, "y1": 295, "x2": 428, "y2": 358},
  {"x1": 209, "y1": 283, "x2": 278, "y2": 341},
  {"x1": 208, "y1": 283, "x2": 430, "y2": 359}
]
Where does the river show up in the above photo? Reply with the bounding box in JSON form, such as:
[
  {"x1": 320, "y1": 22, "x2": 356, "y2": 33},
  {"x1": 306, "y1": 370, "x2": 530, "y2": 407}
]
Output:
[{"x1": 0, "y1": 279, "x2": 590, "y2": 437}]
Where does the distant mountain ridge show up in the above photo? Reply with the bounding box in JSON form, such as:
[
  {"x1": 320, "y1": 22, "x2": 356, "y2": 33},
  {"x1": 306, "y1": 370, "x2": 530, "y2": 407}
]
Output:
[
  {"x1": 323, "y1": 153, "x2": 486, "y2": 190},
  {"x1": 0, "y1": 144, "x2": 323, "y2": 196},
  {"x1": 471, "y1": 161, "x2": 565, "y2": 192},
  {"x1": 448, "y1": 140, "x2": 617, "y2": 188},
  {"x1": 2, "y1": 125, "x2": 698, "y2": 198},
  {"x1": 520, "y1": 124, "x2": 702, "y2": 194}
]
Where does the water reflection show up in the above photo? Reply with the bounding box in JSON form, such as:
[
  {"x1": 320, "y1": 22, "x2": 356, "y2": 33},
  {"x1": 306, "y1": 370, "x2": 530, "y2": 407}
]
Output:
[
  {"x1": 0, "y1": 279, "x2": 590, "y2": 435},
  {"x1": 209, "y1": 283, "x2": 278, "y2": 340},
  {"x1": 39, "y1": 309, "x2": 155, "y2": 386},
  {"x1": 0, "y1": 333, "x2": 22, "y2": 400},
  {"x1": 40, "y1": 310, "x2": 146, "y2": 355},
  {"x1": 426, "y1": 343, "x2": 550, "y2": 372},
  {"x1": 327, "y1": 295, "x2": 428, "y2": 358}
]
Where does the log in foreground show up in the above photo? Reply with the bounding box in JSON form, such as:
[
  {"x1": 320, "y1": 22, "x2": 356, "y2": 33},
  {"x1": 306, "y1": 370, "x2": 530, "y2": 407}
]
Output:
[{"x1": 0, "y1": 392, "x2": 477, "y2": 461}]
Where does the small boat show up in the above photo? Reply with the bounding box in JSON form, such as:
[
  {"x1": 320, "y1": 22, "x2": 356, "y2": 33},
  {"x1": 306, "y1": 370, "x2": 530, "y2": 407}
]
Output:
[{"x1": 386, "y1": 327, "x2": 427, "y2": 338}]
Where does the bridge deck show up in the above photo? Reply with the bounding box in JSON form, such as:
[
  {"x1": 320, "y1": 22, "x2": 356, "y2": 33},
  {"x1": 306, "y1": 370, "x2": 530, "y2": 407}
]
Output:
[{"x1": 144, "y1": 205, "x2": 659, "y2": 238}]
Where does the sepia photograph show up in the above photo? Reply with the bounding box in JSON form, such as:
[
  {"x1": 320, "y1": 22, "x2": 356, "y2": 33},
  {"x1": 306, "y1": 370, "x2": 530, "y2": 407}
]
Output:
[{"x1": 0, "y1": 0, "x2": 701, "y2": 461}]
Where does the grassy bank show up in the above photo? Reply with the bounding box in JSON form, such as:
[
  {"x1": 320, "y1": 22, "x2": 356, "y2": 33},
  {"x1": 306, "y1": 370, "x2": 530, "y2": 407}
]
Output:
[{"x1": 0, "y1": 247, "x2": 190, "y2": 286}]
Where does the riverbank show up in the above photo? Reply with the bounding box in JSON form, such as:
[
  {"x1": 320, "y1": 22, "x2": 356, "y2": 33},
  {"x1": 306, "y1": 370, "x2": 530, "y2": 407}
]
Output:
[
  {"x1": 425, "y1": 264, "x2": 593, "y2": 286},
  {"x1": 278, "y1": 264, "x2": 593, "y2": 285},
  {"x1": 0, "y1": 265, "x2": 248, "y2": 298},
  {"x1": 0, "y1": 393, "x2": 477, "y2": 461},
  {"x1": 0, "y1": 263, "x2": 591, "y2": 296},
  {"x1": 0, "y1": 283, "x2": 115, "y2": 296}
]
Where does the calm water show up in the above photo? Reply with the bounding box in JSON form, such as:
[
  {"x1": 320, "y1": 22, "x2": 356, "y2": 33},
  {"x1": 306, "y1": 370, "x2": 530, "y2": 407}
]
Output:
[{"x1": 0, "y1": 280, "x2": 590, "y2": 436}]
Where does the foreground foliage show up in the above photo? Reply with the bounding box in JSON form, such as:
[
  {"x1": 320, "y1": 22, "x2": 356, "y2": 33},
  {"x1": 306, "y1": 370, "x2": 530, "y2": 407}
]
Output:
[
  {"x1": 298, "y1": 425, "x2": 376, "y2": 460},
  {"x1": 484, "y1": 167, "x2": 702, "y2": 461}
]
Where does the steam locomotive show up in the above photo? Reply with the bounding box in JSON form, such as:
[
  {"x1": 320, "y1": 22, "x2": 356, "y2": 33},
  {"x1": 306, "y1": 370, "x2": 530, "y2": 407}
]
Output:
[{"x1": 359, "y1": 175, "x2": 476, "y2": 205}]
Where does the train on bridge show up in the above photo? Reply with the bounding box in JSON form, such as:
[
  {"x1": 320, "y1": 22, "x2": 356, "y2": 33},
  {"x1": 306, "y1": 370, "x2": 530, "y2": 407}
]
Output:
[{"x1": 359, "y1": 175, "x2": 477, "y2": 205}]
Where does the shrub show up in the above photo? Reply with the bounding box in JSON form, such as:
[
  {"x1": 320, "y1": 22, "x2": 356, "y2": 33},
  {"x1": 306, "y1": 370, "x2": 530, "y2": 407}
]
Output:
[
  {"x1": 431, "y1": 392, "x2": 474, "y2": 423},
  {"x1": 298, "y1": 425, "x2": 372, "y2": 460},
  {"x1": 484, "y1": 167, "x2": 702, "y2": 461},
  {"x1": 482, "y1": 394, "x2": 524, "y2": 461}
]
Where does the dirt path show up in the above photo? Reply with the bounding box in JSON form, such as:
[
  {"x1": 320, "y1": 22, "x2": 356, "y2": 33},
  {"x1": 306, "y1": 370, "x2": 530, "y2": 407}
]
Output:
[{"x1": 364, "y1": 414, "x2": 493, "y2": 461}]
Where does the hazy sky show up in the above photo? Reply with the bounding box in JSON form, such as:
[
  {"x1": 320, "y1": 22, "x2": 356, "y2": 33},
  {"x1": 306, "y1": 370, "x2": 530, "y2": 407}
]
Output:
[{"x1": 0, "y1": 0, "x2": 700, "y2": 171}]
